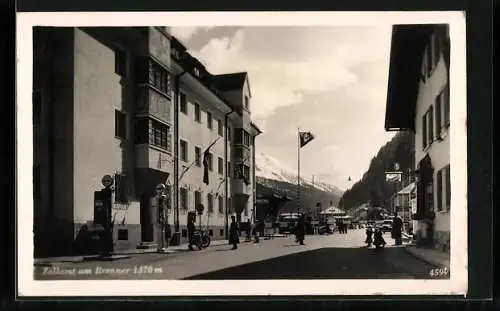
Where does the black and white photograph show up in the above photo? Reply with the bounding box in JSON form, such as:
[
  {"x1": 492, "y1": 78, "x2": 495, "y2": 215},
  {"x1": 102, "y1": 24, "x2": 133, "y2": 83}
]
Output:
[{"x1": 17, "y1": 11, "x2": 467, "y2": 296}]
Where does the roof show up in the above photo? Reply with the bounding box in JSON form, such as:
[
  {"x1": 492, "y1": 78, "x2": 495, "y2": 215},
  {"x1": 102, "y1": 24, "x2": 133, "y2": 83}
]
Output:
[
  {"x1": 251, "y1": 122, "x2": 263, "y2": 135},
  {"x1": 320, "y1": 206, "x2": 346, "y2": 215},
  {"x1": 385, "y1": 24, "x2": 435, "y2": 132},
  {"x1": 212, "y1": 72, "x2": 248, "y2": 91}
]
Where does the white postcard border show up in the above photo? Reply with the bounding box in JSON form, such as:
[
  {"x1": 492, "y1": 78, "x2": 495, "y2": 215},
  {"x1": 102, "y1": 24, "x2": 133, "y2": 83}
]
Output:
[{"x1": 16, "y1": 11, "x2": 468, "y2": 297}]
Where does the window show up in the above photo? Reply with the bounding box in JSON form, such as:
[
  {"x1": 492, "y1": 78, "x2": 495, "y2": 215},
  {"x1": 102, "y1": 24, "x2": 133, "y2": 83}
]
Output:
[
  {"x1": 426, "y1": 182, "x2": 434, "y2": 212},
  {"x1": 207, "y1": 112, "x2": 213, "y2": 129},
  {"x1": 243, "y1": 165, "x2": 251, "y2": 182},
  {"x1": 227, "y1": 126, "x2": 232, "y2": 140},
  {"x1": 445, "y1": 165, "x2": 451, "y2": 210},
  {"x1": 218, "y1": 157, "x2": 224, "y2": 175},
  {"x1": 207, "y1": 153, "x2": 213, "y2": 171},
  {"x1": 179, "y1": 92, "x2": 187, "y2": 114},
  {"x1": 428, "y1": 105, "x2": 434, "y2": 144},
  {"x1": 194, "y1": 191, "x2": 202, "y2": 211},
  {"x1": 115, "y1": 110, "x2": 127, "y2": 139},
  {"x1": 436, "y1": 169, "x2": 443, "y2": 212},
  {"x1": 435, "y1": 85, "x2": 450, "y2": 138},
  {"x1": 244, "y1": 95, "x2": 249, "y2": 110},
  {"x1": 33, "y1": 89, "x2": 42, "y2": 125},
  {"x1": 443, "y1": 85, "x2": 450, "y2": 127},
  {"x1": 235, "y1": 147, "x2": 244, "y2": 159},
  {"x1": 218, "y1": 196, "x2": 224, "y2": 214},
  {"x1": 180, "y1": 140, "x2": 188, "y2": 162},
  {"x1": 235, "y1": 129, "x2": 251, "y2": 146},
  {"x1": 148, "y1": 60, "x2": 172, "y2": 95},
  {"x1": 422, "y1": 106, "x2": 434, "y2": 150},
  {"x1": 194, "y1": 102, "x2": 201, "y2": 122},
  {"x1": 195, "y1": 146, "x2": 202, "y2": 167},
  {"x1": 150, "y1": 120, "x2": 171, "y2": 151},
  {"x1": 217, "y1": 119, "x2": 223, "y2": 136},
  {"x1": 180, "y1": 187, "x2": 188, "y2": 210},
  {"x1": 114, "y1": 48, "x2": 127, "y2": 77},
  {"x1": 207, "y1": 193, "x2": 214, "y2": 213}
]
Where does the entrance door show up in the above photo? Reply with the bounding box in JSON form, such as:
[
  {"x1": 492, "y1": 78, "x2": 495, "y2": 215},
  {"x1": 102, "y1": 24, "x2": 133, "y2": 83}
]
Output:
[{"x1": 140, "y1": 193, "x2": 154, "y2": 242}]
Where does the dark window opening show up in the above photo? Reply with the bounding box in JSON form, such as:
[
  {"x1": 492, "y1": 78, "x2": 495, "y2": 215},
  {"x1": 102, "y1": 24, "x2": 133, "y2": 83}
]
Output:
[
  {"x1": 148, "y1": 60, "x2": 172, "y2": 95},
  {"x1": 218, "y1": 157, "x2": 224, "y2": 175},
  {"x1": 118, "y1": 229, "x2": 128, "y2": 240},
  {"x1": 114, "y1": 173, "x2": 129, "y2": 203},
  {"x1": 428, "y1": 105, "x2": 434, "y2": 144},
  {"x1": 115, "y1": 110, "x2": 127, "y2": 139},
  {"x1": 218, "y1": 196, "x2": 224, "y2": 214},
  {"x1": 220, "y1": 229, "x2": 224, "y2": 236},
  {"x1": 194, "y1": 102, "x2": 201, "y2": 122},
  {"x1": 445, "y1": 165, "x2": 451, "y2": 210},
  {"x1": 180, "y1": 187, "x2": 188, "y2": 210},
  {"x1": 217, "y1": 119, "x2": 223, "y2": 136},
  {"x1": 207, "y1": 194, "x2": 214, "y2": 213},
  {"x1": 194, "y1": 191, "x2": 202, "y2": 211},
  {"x1": 208, "y1": 229, "x2": 213, "y2": 237},
  {"x1": 181, "y1": 229, "x2": 188, "y2": 237},
  {"x1": 207, "y1": 112, "x2": 213, "y2": 129},
  {"x1": 195, "y1": 147, "x2": 202, "y2": 167},
  {"x1": 436, "y1": 169, "x2": 443, "y2": 212},
  {"x1": 244, "y1": 95, "x2": 249, "y2": 110},
  {"x1": 150, "y1": 120, "x2": 171, "y2": 151},
  {"x1": 179, "y1": 92, "x2": 187, "y2": 114},
  {"x1": 180, "y1": 140, "x2": 188, "y2": 162},
  {"x1": 134, "y1": 118, "x2": 150, "y2": 144}
]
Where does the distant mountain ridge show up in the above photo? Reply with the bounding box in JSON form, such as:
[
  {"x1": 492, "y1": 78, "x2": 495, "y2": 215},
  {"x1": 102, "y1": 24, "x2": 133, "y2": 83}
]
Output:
[{"x1": 254, "y1": 152, "x2": 344, "y2": 213}]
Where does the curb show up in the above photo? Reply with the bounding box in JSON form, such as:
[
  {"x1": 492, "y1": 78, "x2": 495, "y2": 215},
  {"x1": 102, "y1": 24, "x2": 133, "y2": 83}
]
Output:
[{"x1": 404, "y1": 245, "x2": 449, "y2": 267}]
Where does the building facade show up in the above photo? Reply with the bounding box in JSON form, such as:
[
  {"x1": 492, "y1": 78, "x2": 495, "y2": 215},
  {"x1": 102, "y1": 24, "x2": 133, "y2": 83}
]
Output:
[
  {"x1": 32, "y1": 27, "x2": 261, "y2": 258},
  {"x1": 385, "y1": 24, "x2": 451, "y2": 252}
]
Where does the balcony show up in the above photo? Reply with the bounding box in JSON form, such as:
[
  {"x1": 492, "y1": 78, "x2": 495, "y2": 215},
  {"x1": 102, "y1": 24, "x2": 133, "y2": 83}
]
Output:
[
  {"x1": 135, "y1": 144, "x2": 173, "y2": 175},
  {"x1": 135, "y1": 86, "x2": 172, "y2": 123}
]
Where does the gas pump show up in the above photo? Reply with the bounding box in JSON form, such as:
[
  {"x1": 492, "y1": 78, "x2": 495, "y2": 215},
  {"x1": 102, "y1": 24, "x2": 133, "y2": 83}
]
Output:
[{"x1": 94, "y1": 175, "x2": 114, "y2": 256}]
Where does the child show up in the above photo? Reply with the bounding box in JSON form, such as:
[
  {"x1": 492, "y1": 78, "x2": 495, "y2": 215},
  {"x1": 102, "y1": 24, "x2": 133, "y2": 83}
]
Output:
[{"x1": 373, "y1": 227, "x2": 386, "y2": 249}]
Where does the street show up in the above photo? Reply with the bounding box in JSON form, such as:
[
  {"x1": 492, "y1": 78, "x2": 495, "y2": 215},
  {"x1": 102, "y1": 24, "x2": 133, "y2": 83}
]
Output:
[{"x1": 34, "y1": 229, "x2": 444, "y2": 280}]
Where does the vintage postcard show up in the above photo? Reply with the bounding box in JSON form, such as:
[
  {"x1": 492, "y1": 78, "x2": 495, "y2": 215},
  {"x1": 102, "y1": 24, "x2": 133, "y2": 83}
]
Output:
[{"x1": 16, "y1": 11, "x2": 467, "y2": 296}]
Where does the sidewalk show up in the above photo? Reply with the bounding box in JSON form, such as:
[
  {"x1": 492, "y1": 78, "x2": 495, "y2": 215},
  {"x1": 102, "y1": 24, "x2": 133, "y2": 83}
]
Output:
[
  {"x1": 34, "y1": 239, "x2": 230, "y2": 266},
  {"x1": 33, "y1": 234, "x2": 288, "y2": 266},
  {"x1": 404, "y1": 244, "x2": 450, "y2": 267}
]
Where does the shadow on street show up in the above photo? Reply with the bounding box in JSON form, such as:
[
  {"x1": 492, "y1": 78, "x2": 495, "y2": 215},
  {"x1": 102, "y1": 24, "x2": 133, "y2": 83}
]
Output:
[{"x1": 184, "y1": 246, "x2": 444, "y2": 280}]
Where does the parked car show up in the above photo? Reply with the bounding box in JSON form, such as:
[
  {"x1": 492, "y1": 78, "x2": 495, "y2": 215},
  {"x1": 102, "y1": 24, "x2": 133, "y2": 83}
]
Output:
[{"x1": 381, "y1": 220, "x2": 393, "y2": 233}]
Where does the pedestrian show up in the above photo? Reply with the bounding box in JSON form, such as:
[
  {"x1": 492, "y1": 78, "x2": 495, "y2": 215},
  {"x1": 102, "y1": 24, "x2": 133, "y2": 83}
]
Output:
[
  {"x1": 252, "y1": 220, "x2": 260, "y2": 243},
  {"x1": 245, "y1": 219, "x2": 252, "y2": 242},
  {"x1": 187, "y1": 212, "x2": 196, "y2": 251},
  {"x1": 373, "y1": 227, "x2": 386, "y2": 249},
  {"x1": 392, "y1": 212, "x2": 403, "y2": 245},
  {"x1": 365, "y1": 225, "x2": 373, "y2": 247},
  {"x1": 229, "y1": 216, "x2": 239, "y2": 250},
  {"x1": 295, "y1": 214, "x2": 305, "y2": 245}
]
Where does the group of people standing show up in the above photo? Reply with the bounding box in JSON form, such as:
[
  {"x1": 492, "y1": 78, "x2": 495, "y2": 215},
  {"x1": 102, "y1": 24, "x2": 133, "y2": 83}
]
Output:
[
  {"x1": 364, "y1": 212, "x2": 404, "y2": 249},
  {"x1": 336, "y1": 219, "x2": 349, "y2": 234}
]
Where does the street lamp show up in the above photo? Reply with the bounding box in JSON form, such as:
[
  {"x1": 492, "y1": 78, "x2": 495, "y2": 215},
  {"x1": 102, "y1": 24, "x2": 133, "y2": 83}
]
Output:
[{"x1": 156, "y1": 183, "x2": 168, "y2": 253}]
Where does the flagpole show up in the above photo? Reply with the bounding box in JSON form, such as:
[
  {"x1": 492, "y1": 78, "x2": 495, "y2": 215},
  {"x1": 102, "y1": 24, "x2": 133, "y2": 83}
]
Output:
[{"x1": 297, "y1": 128, "x2": 300, "y2": 215}]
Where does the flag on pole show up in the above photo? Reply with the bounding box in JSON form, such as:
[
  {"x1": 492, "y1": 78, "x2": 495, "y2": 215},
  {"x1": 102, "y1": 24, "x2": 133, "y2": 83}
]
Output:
[
  {"x1": 299, "y1": 131, "x2": 315, "y2": 148},
  {"x1": 202, "y1": 137, "x2": 220, "y2": 185}
]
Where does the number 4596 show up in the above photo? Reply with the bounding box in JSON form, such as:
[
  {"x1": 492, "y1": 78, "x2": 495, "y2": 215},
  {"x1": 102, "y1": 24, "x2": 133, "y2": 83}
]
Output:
[{"x1": 429, "y1": 267, "x2": 449, "y2": 277}]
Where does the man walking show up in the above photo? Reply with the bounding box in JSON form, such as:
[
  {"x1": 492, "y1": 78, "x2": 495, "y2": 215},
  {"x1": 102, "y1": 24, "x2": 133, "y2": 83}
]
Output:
[
  {"x1": 229, "y1": 216, "x2": 240, "y2": 250},
  {"x1": 392, "y1": 212, "x2": 403, "y2": 245}
]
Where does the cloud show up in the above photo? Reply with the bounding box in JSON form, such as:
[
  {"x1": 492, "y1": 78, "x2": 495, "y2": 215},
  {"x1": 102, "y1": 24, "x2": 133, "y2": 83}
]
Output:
[
  {"x1": 189, "y1": 28, "x2": 375, "y2": 118},
  {"x1": 181, "y1": 26, "x2": 395, "y2": 190},
  {"x1": 170, "y1": 26, "x2": 215, "y2": 42}
]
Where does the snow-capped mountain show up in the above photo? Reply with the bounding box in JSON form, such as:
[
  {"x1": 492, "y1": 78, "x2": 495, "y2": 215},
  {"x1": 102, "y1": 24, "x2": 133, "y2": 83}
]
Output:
[{"x1": 255, "y1": 152, "x2": 344, "y2": 197}]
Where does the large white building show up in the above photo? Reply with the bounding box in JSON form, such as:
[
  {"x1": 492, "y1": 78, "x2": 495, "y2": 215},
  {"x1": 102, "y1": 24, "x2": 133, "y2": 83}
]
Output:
[
  {"x1": 32, "y1": 27, "x2": 261, "y2": 258},
  {"x1": 385, "y1": 24, "x2": 451, "y2": 252}
]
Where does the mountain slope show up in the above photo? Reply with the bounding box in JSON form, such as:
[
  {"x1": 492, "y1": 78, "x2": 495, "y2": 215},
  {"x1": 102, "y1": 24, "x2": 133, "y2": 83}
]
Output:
[
  {"x1": 254, "y1": 152, "x2": 344, "y2": 214},
  {"x1": 255, "y1": 152, "x2": 343, "y2": 196}
]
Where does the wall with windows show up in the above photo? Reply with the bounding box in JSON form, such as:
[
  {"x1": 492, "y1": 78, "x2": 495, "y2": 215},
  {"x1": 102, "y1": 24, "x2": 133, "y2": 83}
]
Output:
[
  {"x1": 414, "y1": 29, "x2": 451, "y2": 247},
  {"x1": 73, "y1": 28, "x2": 141, "y2": 226},
  {"x1": 176, "y1": 80, "x2": 228, "y2": 234}
]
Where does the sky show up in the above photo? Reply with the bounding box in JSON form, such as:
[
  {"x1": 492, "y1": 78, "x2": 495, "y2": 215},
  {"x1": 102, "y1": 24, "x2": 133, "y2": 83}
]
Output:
[{"x1": 170, "y1": 26, "x2": 396, "y2": 191}]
